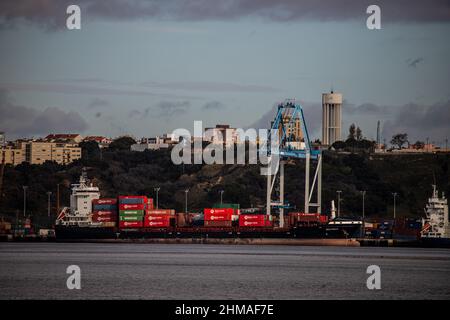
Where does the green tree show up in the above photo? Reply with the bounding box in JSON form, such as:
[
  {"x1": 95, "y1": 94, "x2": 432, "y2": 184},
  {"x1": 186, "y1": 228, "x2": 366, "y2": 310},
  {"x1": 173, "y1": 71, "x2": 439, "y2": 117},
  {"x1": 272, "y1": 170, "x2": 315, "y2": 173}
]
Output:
[
  {"x1": 109, "y1": 136, "x2": 136, "y2": 151},
  {"x1": 79, "y1": 140, "x2": 101, "y2": 160},
  {"x1": 391, "y1": 133, "x2": 408, "y2": 149},
  {"x1": 331, "y1": 140, "x2": 346, "y2": 150},
  {"x1": 348, "y1": 124, "x2": 356, "y2": 140},
  {"x1": 413, "y1": 141, "x2": 425, "y2": 150},
  {"x1": 356, "y1": 127, "x2": 363, "y2": 141}
]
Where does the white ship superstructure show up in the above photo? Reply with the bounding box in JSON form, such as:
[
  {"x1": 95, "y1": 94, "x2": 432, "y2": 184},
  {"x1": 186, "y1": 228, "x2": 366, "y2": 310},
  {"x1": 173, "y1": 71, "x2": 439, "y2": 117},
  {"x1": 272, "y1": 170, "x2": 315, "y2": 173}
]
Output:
[
  {"x1": 421, "y1": 185, "x2": 449, "y2": 239},
  {"x1": 56, "y1": 170, "x2": 101, "y2": 227}
]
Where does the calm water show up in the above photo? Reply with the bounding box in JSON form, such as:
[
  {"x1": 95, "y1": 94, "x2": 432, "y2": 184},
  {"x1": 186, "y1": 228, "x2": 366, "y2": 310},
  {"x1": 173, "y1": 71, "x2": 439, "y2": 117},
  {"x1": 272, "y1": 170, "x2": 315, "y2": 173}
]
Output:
[{"x1": 0, "y1": 243, "x2": 449, "y2": 299}]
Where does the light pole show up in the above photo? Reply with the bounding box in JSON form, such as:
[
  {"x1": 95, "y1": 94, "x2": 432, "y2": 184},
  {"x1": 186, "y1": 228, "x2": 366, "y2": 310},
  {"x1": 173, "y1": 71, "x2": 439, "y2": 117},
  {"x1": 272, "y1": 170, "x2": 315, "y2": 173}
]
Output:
[
  {"x1": 361, "y1": 190, "x2": 366, "y2": 238},
  {"x1": 219, "y1": 190, "x2": 224, "y2": 205},
  {"x1": 184, "y1": 189, "x2": 189, "y2": 213},
  {"x1": 392, "y1": 192, "x2": 398, "y2": 239},
  {"x1": 56, "y1": 183, "x2": 60, "y2": 214},
  {"x1": 154, "y1": 187, "x2": 160, "y2": 209},
  {"x1": 336, "y1": 190, "x2": 342, "y2": 217},
  {"x1": 392, "y1": 192, "x2": 398, "y2": 220},
  {"x1": 22, "y1": 186, "x2": 28, "y2": 217},
  {"x1": 47, "y1": 191, "x2": 52, "y2": 217}
]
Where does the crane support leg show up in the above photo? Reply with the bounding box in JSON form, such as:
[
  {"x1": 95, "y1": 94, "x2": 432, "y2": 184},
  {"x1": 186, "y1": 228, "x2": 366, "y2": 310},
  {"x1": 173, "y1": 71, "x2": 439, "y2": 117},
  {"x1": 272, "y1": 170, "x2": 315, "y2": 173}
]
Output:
[
  {"x1": 304, "y1": 153, "x2": 310, "y2": 213},
  {"x1": 279, "y1": 160, "x2": 285, "y2": 227},
  {"x1": 266, "y1": 173, "x2": 271, "y2": 216},
  {"x1": 306, "y1": 153, "x2": 322, "y2": 214},
  {"x1": 317, "y1": 154, "x2": 322, "y2": 214}
]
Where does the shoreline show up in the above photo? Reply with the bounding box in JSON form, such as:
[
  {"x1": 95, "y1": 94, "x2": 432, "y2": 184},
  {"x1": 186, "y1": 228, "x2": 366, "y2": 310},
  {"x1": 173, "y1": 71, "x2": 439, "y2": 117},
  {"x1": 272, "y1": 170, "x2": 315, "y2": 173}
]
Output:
[
  {"x1": 3, "y1": 235, "x2": 442, "y2": 248},
  {"x1": 56, "y1": 238, "x2": 361, "y2": 246}
]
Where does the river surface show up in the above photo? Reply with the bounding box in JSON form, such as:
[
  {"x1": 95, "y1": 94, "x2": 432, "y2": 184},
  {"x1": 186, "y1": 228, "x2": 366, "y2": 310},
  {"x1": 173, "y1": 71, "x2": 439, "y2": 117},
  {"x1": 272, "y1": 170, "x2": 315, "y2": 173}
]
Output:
[{"x1": 0, "y1": 243, "x2": 449, "y2": 299}]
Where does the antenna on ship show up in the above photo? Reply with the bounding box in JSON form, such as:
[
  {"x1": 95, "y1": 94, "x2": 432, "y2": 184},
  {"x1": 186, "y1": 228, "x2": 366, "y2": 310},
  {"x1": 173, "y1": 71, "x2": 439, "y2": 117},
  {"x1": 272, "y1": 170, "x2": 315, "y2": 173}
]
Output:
[
  {"x1": 79, "y1": 167, "x2": 89, "y2": 186},
  {"x1": 432, "y1": 171, "x2": 437, "y2": 198}
]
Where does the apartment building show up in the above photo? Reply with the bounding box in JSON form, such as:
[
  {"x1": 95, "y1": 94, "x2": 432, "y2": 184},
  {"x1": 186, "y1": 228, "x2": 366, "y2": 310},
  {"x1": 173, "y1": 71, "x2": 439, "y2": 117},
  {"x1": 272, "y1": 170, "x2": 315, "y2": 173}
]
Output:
[
  {"x1": 1, "y1": 140, "x2": 81, "y2": 165},
  {"x1": 83, "y1": 136, "x2": 112, "y2": 148},
  {"x1": 1, "y1": 144, "x2": 25, "y2": 165}
]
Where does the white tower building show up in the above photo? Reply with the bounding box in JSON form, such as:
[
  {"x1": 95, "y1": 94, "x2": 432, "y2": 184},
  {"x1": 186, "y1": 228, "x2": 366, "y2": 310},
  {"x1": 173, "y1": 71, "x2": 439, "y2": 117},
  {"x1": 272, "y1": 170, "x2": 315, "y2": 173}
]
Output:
[{"x1": 322, "y1": 91, "x2": 343, "y2": 146}]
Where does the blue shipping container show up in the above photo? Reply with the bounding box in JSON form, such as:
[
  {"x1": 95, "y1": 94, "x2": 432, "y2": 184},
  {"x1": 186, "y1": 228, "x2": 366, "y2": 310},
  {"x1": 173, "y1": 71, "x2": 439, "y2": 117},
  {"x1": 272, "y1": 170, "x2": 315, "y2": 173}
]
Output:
[
  {"x1": 118, "y1": 198, "x2": 145, "y2": 205},
  {"x1": 93, "y1": 204, "x2": 117, "y2": 211}
]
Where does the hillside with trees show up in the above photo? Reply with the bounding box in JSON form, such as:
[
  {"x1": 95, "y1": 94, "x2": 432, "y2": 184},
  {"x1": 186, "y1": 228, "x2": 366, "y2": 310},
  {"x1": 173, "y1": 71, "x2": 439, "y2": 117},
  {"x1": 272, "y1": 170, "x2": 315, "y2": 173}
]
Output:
[{"x1": 0, "y1": 139, "x2": 449, "y2": 228}]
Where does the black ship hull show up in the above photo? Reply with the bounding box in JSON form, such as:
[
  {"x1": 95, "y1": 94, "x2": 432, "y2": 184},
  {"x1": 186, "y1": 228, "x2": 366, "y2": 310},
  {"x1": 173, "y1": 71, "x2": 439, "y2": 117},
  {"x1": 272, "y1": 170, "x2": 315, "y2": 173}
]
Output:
[
  {"x1": 55, "y1": 225, "x2": 332, "y2": 240},
  {"x1": 420, "y1": 237, "x2": 450, "y2": 248},
  {"x1": 55, "y1": 225, "x2": 118, "y2": 240}
]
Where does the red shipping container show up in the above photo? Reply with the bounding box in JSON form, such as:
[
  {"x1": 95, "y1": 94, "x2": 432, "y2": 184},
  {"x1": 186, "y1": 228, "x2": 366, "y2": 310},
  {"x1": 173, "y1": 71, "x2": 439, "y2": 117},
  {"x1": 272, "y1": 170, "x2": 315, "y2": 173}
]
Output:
[
  {"x1": 119, "y1": 221, "x2": 143, "y2": 228},
  {"x1": 92, "y1": 215, "x2": 116, "y2": 222},
  {"x1": 119, "y1": 195, "x2": 147, "y2": 200},
  {"x1": 146, "y1": 209, "x2": 175, "y2": 215},
  {"x1": 92, "y1": 198, "x2": 117, "y2": 205},
  {"x1": 204, "y1": 220, "x2": 232, "y2": 227},
  {"x1": 92, "y1": 210, "x2": 116, "y2": 216},
  {"x1": 290, "y1": 212, "x2": 323, "y2": 222},
  {"x1": 239, "y1": 220, "x2": 266, "y2": 227},
  {"x1": 119, "y1": 203, "x2": 146, "y2": 210},
  {"x1": 239, "y1": 214, "x2": 266, "y2": 222},
  {"x1": 144, "y1": 219, "x2": 170, "y2": 228},
  {"x1": 204, "y1": 208, "x2": 233, "y2": 221},
  {"x1": 145, "y1": 214, "x2": 171, "y2": 222}
]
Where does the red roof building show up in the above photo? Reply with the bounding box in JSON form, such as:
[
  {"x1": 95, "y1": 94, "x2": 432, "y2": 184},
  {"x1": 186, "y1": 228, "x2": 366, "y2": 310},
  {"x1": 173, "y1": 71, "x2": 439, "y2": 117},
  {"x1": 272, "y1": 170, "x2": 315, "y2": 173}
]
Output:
[{"x1": 45, "y1": 134, "x2": 83, "y2": 143}]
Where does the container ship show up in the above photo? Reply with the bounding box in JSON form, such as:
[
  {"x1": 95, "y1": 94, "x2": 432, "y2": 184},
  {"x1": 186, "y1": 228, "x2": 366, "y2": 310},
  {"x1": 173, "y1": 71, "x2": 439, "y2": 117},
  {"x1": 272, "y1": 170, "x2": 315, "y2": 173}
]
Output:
[
  {"x1": 420, "y1": 185, "x2": 450, "y2": 248},
  {"x1": 55, "y1": 171, "x2": 364, "y2": 240},
  {"x1": 55, "y1": 171, "x2": 117, "y2": 239}
]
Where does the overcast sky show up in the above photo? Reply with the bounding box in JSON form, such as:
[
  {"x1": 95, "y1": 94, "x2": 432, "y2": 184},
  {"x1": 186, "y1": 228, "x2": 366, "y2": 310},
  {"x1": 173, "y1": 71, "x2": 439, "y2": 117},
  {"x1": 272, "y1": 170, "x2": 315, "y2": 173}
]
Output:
[{"x1": 0, "y1": 0, "x2": 449, "y2": 144}]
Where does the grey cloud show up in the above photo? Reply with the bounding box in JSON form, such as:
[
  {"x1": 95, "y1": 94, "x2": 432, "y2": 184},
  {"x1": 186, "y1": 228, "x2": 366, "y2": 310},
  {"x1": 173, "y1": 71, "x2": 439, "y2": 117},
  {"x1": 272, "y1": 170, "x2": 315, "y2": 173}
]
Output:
[
  {"x1": 155, "y1": 100, "x2": 190, "y2": 118},
  {"x1": 88, "y1": 97, "x2": 109, "y2": 109},
  {"x1": 1, "y1": 0, "x2": 449, "y2": 30},
  {"x1": 0, "y1": 82, "x2": 199, "y2": 100},
  {"x1": 47, "y1": 78, "x2": 277, "y2": 94},
  {"x1": 407, "y1": 57, "x2": 424, "y2": 68},
  {"x1": 128, "y1": 109, "x2": 142, "y2": 118},
  {"x1": 127, "y1": 101, "x2": 191, "y2": 119},
  {"x1": 0, "y1": 90, "x2": 88, "y2": 138},
  {"x1": 344, "y1": 103, "x2": 393, "y2": 115},
  {"x1": 202, "y1": 101, "x2": 225, "y2": 110},
  {"x1": 382, "y1": 101, "x2": 450, "y2": 142},
  {"x1": 142, "y1": 81, "x2": 278, "y2": 93}
]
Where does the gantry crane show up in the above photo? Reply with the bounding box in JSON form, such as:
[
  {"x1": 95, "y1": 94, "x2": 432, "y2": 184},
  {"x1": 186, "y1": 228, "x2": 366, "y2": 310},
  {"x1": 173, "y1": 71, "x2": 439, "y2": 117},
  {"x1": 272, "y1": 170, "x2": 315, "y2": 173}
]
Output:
[{"x1": 262, "y1": 99, "x2": 322, "y2": 227}]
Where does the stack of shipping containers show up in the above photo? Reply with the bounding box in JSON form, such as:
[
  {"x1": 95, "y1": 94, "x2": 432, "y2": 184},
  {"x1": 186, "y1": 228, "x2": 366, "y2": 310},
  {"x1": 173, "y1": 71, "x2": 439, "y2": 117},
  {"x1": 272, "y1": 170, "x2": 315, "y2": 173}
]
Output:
[
  {"x1": 288, "y1": 212, "x2": 328, "y2": 227},
  {"x1": 12, "y1": 218, "x2": 32, "y2": 236},
  {"x1": 239, "y1": 213, "x2": 272, "y2": 228},
  {"x1": 144, "y1": 208, "x2": 175, "y2": 228},
  {"x1": 92, "y1": 198, "x2": 117, "y2": 227},
  {"x1": 118, "y1": 196, "x2": 149, "y2": 228},
  {"x1": 203, "y1": 208, "x2": 234, "y2": 227},
  {"x1": 213, "y1": 203, "x2": 241, "y2": 225}
]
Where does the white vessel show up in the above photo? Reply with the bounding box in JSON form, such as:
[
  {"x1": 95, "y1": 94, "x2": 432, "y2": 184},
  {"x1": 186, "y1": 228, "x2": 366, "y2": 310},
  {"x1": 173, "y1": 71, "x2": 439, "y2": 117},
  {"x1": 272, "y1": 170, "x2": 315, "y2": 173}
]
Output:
[
  {"x1": 55, "y1": 170, "x2": 101, "y2": 228},
  {"x1": 421, "y1": 185, "x2": 450, "y2": 246}
]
